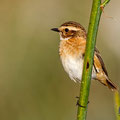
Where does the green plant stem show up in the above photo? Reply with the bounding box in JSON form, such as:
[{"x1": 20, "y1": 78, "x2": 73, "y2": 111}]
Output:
[
  {"x1": 77, "y1": 0, "x2": 110, "y2": 120},
  {"x1": 101, "y1": 0, "x2": 110, "y2": 8},
  {"x1": 114, "y1": 91, "x2": 120, "y2": 120}
]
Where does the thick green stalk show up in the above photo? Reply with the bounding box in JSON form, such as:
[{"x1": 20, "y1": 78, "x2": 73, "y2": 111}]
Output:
[{"x1": 77, "y1": 0, "x2": 110, "y2": 120}]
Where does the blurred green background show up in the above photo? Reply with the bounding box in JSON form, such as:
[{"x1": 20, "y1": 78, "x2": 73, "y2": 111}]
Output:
[{"x1": 0, "y1": 0, "x2": 120, "y2": 120}]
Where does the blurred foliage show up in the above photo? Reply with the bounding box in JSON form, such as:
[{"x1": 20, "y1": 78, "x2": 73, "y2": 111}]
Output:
[{"x1": 0, "y1": 0, "x2": 120, "y2": 120}]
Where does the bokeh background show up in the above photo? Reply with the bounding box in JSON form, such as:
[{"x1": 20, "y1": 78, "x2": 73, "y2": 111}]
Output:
[{"x1": 0, "y1": 0, "x2": 120, "y2": 120}]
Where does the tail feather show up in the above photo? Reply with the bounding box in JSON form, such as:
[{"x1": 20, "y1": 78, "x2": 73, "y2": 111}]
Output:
[{"x1": 106, "y1": 79, "x2": 118, "y2": 91}]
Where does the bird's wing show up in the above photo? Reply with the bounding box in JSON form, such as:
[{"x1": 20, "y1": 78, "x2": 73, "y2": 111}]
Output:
[
  {"x1": 94, "y1": 48, "x2": 118, "y2": 91},
  {"x1": 94, "y1": 47, "x2": 108, "y2": 76}
]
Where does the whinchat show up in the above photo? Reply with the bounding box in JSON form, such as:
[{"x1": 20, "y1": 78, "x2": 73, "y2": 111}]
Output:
[{"x1": 51, "y1": 21, "x2": 118, "y2": 91}]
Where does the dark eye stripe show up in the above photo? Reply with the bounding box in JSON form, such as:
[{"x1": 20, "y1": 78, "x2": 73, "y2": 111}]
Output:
[{"x1": 65, "y1": 28, "x2": 69, "y2": 32}]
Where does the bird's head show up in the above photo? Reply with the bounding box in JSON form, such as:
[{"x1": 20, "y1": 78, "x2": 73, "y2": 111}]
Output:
[{"x1": 51, "y1": 21, "x2": 86, "y2": 40}]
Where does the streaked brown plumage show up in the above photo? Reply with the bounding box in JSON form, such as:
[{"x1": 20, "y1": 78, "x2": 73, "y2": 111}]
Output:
[{"x1": 51, "y1": 21, "x2": 118, "y2": 91}]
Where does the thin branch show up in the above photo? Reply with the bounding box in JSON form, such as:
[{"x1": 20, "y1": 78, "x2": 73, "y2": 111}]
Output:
[
  {"x1": 114, "y1": 91, "x2": 120, "y2": 120},
  {"x1": 101, "y1": 0, "x2": 110, "y2": 8}
]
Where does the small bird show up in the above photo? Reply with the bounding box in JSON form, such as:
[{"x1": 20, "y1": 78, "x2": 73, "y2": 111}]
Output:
[{"x1": 51, "y1": 21, "x2": 118, "y2": 91}]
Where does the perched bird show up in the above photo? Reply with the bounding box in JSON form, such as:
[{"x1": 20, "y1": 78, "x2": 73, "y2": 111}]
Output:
[{"x1": 51, "y1": 21, "x2": 118, "y2": 91}]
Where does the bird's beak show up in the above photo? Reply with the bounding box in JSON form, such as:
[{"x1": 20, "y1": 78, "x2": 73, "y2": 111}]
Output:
[{"x1": 51, "y1": 28, "x2": 59, "y2": 32}]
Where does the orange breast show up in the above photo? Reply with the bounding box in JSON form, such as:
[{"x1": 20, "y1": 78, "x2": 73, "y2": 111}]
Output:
[{"x1": 59, "y1": 37, "x2": 86, "y2": 58}]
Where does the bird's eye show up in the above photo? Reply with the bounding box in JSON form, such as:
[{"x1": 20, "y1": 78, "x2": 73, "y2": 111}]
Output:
[{"x1": 65, "y1": 28, "x2": 69, "y2": 32}]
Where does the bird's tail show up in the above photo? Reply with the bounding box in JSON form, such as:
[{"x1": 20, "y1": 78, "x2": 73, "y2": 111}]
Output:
[
  {"x1": 106, "y1": 79, "x2": 118, "y2": 91},
  {"x1": 96, "y1": 74, "x2": 118, "y2": 91}
]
